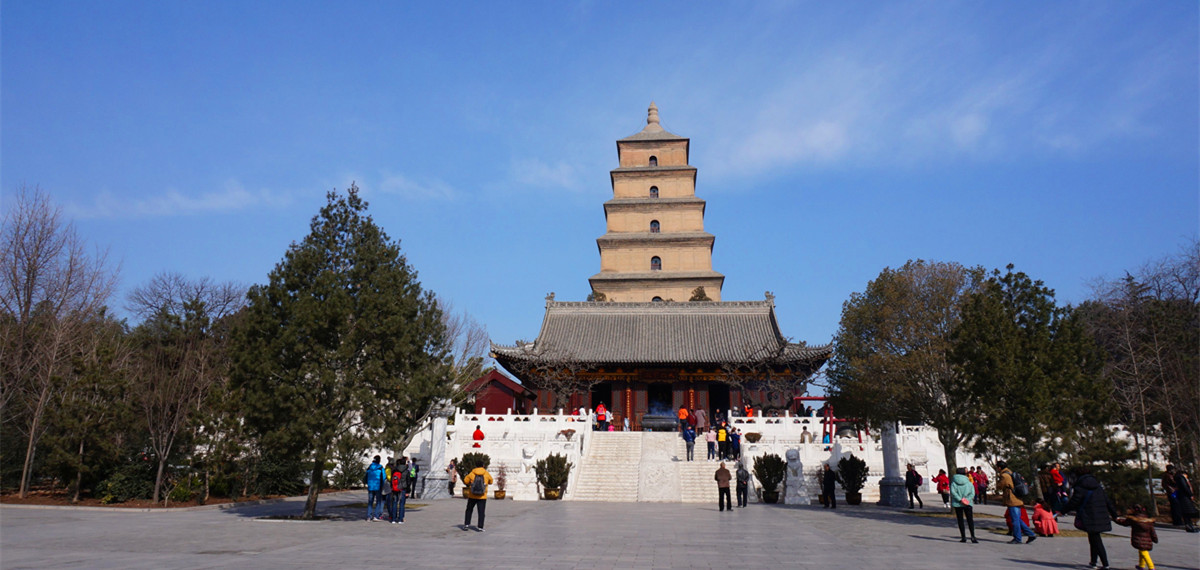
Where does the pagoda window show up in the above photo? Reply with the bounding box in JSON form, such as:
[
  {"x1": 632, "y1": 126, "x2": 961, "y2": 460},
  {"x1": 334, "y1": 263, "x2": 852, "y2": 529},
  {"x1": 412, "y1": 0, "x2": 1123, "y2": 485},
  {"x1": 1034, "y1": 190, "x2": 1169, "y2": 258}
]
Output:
[
  {"x1": 651, "y1": 256, "x2": 662, "y2": 271},
  {"x1": 652, "y1": 296, "x2": 663, "y2": 302},
  {"x1": 650, "y1": 220, "x2": 660, "y2": 233},
  {"x1": 649, "y1": 156, "x2": 658, "y2": 166},
  {"x1": 649, "y1": 186, "x2": 659, "y2": 198}
]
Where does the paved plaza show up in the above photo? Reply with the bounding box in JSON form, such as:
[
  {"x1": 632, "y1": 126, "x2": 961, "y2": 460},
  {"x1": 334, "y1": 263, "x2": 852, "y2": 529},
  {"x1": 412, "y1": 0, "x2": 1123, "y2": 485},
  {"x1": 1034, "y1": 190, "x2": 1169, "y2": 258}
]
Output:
[{"x1": 2, "y1": 492, "x2": 1198, "y2": 569}]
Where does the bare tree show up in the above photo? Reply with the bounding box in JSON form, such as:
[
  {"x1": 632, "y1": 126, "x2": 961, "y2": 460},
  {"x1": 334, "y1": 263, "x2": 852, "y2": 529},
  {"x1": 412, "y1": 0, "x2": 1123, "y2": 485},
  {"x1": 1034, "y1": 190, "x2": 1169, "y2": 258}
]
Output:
[
  {"x1": 393, "y1": 297, "x2": 489, "y2": 452},
  {"x1": 127, "y1": 272, "x2": 246, "y2": 503},
  {"x1": 0, "y1": 186, "x2": 117, "y2": 497},
  {"x1": 501, "y1": 342, "x2": 596, "y2": 412}
]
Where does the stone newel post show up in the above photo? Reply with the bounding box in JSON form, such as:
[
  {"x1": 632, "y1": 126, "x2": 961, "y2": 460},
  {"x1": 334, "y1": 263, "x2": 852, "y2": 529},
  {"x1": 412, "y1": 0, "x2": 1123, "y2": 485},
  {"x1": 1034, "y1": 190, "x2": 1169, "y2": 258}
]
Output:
[
  {"x1": 421, "y1": 400, "x2": 454, "y2": 500},
  {"x1": 877, "y1": 421, "x2": 908, "y2": 506}
]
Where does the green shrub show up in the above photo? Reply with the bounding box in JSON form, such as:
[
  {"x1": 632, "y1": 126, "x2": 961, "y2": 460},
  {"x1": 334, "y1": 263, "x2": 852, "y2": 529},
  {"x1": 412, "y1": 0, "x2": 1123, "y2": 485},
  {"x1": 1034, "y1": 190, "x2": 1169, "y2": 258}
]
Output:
[
  {"x1": 96, "y1": 462, "x2": 155, "y2": 504},
  {"x1": 753, "y1": 454, "x2": 786, "y2": 492},
  {"x1": 837, "y1": 454, "x2": 868, "y2": 494},
  {"x1": 535, "y1": 453, "x2": 572, "y2": 489},
  {"x1": 168, "y1": 473, "x2": 201, "y2": 503}
]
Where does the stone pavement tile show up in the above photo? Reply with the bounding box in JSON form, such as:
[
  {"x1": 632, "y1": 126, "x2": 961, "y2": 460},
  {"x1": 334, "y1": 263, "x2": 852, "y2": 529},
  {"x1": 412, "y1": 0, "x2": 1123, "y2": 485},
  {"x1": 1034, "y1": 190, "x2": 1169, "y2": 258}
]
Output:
[{"x1": 4, "y1": 493, "x2": 1199, "y2": 569}]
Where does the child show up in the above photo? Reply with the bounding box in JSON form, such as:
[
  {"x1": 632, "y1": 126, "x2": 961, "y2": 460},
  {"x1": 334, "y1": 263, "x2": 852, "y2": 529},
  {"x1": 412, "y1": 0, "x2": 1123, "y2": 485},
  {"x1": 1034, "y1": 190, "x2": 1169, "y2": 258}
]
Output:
[
  {"x1": 1116, "y1": 504, "x2": 1158, "y2": 570},
  {"x1": 1032, "y1": 500, "x2": 1059, "y2": 537}
]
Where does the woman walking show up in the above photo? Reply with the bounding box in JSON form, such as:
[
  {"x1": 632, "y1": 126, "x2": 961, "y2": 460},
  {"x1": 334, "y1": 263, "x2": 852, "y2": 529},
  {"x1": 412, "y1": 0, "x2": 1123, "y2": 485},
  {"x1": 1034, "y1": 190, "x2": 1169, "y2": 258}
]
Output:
[
  {"x1": 950, "y1": 467, "x2": 977, "y2": 543},
  {"x1": 1059, "y1": 466, "x2": 1118, "y2": 569},
  {"x1": 932, "y1": 469, "x2": 950, "y2": 508}
]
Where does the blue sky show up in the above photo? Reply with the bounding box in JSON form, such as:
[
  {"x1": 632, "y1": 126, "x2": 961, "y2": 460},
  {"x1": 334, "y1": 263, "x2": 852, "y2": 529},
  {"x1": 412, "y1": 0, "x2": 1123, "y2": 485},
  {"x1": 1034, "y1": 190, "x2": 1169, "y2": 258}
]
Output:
[{"x1": 3, "y1": 1, "x2": 1197, "y2": 356}]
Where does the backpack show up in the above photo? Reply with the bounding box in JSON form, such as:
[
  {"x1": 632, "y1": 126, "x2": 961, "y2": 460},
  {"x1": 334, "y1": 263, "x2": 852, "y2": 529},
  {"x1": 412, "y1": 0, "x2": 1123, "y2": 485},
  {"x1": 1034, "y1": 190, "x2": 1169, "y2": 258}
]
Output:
[
  {"x1": 392, "y1": 472, "x2": 402, "y2": 493},
  {"x1": 1011, "y1": 470, "x2": 1030, "y2": 497},
  {"x1": 469, "y1": 471, "x2": 486, "y2": 496}
]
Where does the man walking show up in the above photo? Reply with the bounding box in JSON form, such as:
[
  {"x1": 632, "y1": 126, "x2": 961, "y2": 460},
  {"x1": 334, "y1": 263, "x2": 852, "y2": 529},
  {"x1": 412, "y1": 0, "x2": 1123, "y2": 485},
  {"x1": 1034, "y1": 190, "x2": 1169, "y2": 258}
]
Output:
[
  {"x1": 736, "y1": 462, "x2": 751, "y2": 508},
  {"x1": 364, "y1": 455, "x2": 385, "y2": 521},
  {"x1": 461, "y1": 459, "x2": 493, "y2": 532},
  {"x1": 997, "y1": 460, "x2": 1037, "y2": 544},
  {"x1": 715, "y1": 462, "x2": 733, "y2": 512},
  {"x1": 682, "y1": 425, "x2": 696, "y2": 461}
]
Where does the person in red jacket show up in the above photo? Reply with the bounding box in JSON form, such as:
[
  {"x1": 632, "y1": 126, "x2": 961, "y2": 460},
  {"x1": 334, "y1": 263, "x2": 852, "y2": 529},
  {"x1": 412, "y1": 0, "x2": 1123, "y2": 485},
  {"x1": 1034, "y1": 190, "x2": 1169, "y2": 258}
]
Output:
[
  {"x1": 596, "y1": 403, "x2": 608, "y2": 431},
  {"x1": 472, "y1": 425, "x2": 485, "y2": 448},
  {"x1": 932, "y1": 469, "x2": 951, "y2": 508}
]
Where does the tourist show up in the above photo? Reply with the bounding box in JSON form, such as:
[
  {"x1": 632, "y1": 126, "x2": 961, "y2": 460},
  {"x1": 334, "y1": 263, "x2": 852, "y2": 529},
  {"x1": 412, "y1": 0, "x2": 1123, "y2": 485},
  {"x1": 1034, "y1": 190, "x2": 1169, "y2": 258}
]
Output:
[
  {"x1": 905, "y1": 464, "x2": 924, "y2": 509},
  {"x1": 364, "y1": 455, "x2": 386, "y2": 521},
  {"x1": 800, "y1": 426, "x2": 814, "y2": 444},
  {"x1": 472, "y1": 424, "x2": 485, "y2": 448},
  {"x1": 975, "y1": 466, "x2": 989, "y2": 505},
  {"x1": 682, "y1": 424, "x2": 696, "y2": 461},
  {"x1": 391, "y1": 463, "x2": 407, "y2": 524},
  {"x1": 743, "y1": 404, "x2": 753, "y2": 417},
  {"x1": 686, "y1": 408, "x2": 698, "y2": 431},
  {"x1": 461, "y1": 458, "x2": 493, "y2": 532},
  {"x1": 446, "y1": 458, "x2": 458, "y2": 494},
  {"x1": 932, "y1": 468, "x2": 950, "y2": 508},
  {"x1": 678, "y1": 406, "x2": 689, "y2": 432},
  {"x1": 821, "y1": 463, "x2": 837, "y2": 509},
  {"x1": 735, "y1": 462, "x2": 750, "y2": 508},
  {"x1": 714, "y1": 462, "x2": 733, "y2": 512},
  {"x1": 381, "y1": 457, "x2": 394, "y2": 521},
  {"x1": 1032, "y1": 500, "x2": 1058, "y2": 537},
  {"x1": 717, "y1": 424, "x2": 729, "y2": 460},
  {"x1": 1162, "y1": 465, "x2": 1181, "y2": 526},
  {"x1": 1115, "y1": 504, "x2": 1158, "y2": 570},
  {"x1": 1058, "y1": 465, "x2": 1117, "y2": 567},
  {"x1": 1038, "y1": 464, "x2": 1055, "y2": 506},
  {"x1": 1050, "y1": 462, "x2": 1066, "y2": 510},
  {"x1": 405, "y1": 458, "x2": 419, "y2": 497},
  {"x1": 705, "y1": 427, "x2": 717, "y2": 461},
  {"x1": 1168, "y1": 466, "x2": 1199, "y2": 533},
  {"x1": 694, "y1": 407, "x2": 708, "y2": 431},
  {"x1": 950, "y1": 467, "x2": 977, "y2": 543},
  {"x1": 596, "y1": 402, "x2": 608, "y2": 431},
  {"x1": 997, "y1": 460, "x2": 1037, "y2": 544},
  {"x1": 730, "y1": 428, "x2": 741, "y2": 460}
]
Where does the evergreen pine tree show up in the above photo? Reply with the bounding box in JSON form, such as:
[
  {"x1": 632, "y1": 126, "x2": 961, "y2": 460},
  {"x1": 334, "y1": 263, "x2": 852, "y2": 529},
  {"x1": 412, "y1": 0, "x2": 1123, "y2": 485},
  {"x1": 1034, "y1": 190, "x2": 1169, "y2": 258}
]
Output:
[{"x1": 231, "y1": 186, "x2": 451, "y2": 519}]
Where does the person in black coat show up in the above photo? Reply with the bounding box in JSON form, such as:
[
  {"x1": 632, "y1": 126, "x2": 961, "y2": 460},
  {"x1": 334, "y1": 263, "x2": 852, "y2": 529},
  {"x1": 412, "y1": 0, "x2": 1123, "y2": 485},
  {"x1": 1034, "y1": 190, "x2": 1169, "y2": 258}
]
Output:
[
  {"x1": 1058, "y1": 467, "x2": 1118, "y2": 569},
  {"x1": 822, "y1": 463, "x2": 838, "y2": 509},
  {"x1": 1173, "y1": 468, "x2": 1200, "y2": 533}
]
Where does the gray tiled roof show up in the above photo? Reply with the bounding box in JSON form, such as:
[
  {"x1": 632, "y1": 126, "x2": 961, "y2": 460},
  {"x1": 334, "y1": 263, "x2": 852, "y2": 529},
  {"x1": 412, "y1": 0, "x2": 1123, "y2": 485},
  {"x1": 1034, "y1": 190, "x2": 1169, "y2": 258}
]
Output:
[{"x1": 491, "y1": 300, "x2": 831, "y2": 366}]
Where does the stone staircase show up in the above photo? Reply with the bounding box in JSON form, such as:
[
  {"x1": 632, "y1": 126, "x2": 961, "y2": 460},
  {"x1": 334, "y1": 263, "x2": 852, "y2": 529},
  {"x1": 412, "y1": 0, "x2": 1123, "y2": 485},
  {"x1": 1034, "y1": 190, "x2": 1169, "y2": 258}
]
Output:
[
  {"x1": 568, "y1": 431, "x2": 749, "y2": 503},
  {"x1": 569, "y1": 431, "x2": 642, "y2": 501}
]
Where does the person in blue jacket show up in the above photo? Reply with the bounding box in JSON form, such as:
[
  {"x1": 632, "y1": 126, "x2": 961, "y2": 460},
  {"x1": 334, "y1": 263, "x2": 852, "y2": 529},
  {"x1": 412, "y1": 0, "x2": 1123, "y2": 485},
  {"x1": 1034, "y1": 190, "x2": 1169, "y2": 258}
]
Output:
[
  {"x1": 364, "y1": 455, "x2": 385, "y2": 521},
  {"x1": 682, "y1": 425, "x2": 696, "y2": 461}
]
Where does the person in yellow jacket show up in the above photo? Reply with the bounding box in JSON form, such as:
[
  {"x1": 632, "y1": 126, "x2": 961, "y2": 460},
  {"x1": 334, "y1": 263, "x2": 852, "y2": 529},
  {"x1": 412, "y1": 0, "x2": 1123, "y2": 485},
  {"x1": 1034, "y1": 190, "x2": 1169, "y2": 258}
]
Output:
[{"x1": 461, "y1": 462, "x2": 493, "y2": 532}]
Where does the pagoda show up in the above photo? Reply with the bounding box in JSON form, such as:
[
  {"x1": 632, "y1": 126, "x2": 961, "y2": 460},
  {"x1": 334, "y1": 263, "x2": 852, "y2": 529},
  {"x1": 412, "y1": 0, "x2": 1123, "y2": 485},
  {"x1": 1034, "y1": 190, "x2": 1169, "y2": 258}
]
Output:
[
  {"x1": 588, "y1": 102, "x2": 724, "y2": 302},
  {"x1": 492, "y1": 104, "x2": 830, "y2": 430}
]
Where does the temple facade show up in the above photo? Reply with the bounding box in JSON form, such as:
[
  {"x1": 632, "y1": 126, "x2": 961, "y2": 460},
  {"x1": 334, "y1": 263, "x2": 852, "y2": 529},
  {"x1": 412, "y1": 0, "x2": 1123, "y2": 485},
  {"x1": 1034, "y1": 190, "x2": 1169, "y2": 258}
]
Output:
[{"x1": 491, "y1": 104, "x2": 830, "y2": 430}]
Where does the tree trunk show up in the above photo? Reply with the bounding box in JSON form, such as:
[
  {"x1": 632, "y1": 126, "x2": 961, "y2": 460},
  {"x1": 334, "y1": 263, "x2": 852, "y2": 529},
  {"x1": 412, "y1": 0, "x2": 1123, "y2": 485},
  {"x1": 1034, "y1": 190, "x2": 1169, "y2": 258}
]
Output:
[
  {"x1": 18, "y1": 385, "x2": 51, "y2": 498},
  {"x1": 939, "y1": 430, "x2": 960, "y2": 478},
  {"x1": 72, "y1": 438, "x2": 86, "y2": 504},
  {"x1": 154, "y1": 456, "x2": 167, "y2": 504},
  {"x1": 302, "y1": 447, "x2": 327, "y2": 520}
]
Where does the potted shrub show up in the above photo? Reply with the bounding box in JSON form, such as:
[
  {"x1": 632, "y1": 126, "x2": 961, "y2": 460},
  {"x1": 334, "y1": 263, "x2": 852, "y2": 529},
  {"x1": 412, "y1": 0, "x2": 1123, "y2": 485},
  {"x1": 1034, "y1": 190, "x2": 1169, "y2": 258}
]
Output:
[
  {"x1": 837, "y1": 453, "x2": 868, "y2": 505},
  {"x1": 535, "y1": 452, "x2": 572, "y2": 500},
  {"x1": 456, "y1": 452, "x2": 490, "y2": 496},
  {"x1": 493, "y1": 464, "x2": 508, "y2": 499},
  {"x1": 753, "y1": 454, "x2": 786, "y2": 504},
  {"x1": 744, "y1": 432, "x2": 762, "y2": 444}
]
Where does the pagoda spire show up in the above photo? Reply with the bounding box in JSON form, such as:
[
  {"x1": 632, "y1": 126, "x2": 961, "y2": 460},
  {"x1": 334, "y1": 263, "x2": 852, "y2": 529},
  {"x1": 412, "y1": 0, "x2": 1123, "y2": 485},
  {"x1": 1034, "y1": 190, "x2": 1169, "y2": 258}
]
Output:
[{"x1": 643, "y1": 101, "x2": 663, "y2": 133}]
